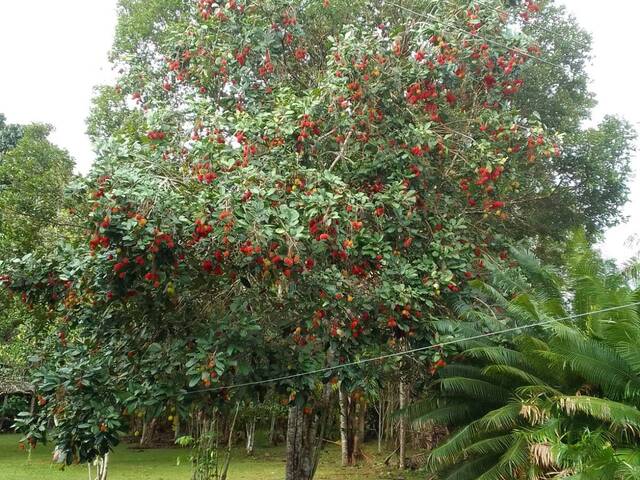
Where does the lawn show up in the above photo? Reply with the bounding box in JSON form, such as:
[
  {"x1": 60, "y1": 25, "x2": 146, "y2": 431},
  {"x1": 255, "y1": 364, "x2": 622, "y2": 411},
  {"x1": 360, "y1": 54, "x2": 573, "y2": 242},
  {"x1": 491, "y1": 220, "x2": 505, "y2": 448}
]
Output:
[{"x1": 0, "y1": 434, "x2": 425, "y2": 480}]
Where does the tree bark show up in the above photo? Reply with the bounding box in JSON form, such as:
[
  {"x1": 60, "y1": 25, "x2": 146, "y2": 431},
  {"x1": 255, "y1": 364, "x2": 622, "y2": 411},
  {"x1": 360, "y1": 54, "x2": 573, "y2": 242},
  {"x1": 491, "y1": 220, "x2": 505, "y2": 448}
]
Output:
[
  {"x1": 376, "y1": 394, "x2": 384, "y2": 454},
  {"x1": 91, "y1": 453, "x2": 109, "y2": 480},
  {"x1": 338, "y1": 385, "x2": 366, "y2": 466},
  {"x1": 220, "y1": 403, "x2": 239, "y2": 480},
  {"x1": 338, "y1": 385, "x2": 352, "y2": 467},
  {"x1": 173, "y1": 414, "x2": 181, "y2": 442},
  {"x1": 284, "y1": 389, "x2": 332, "y2": 480},
  {"x1": 245, "y1": 418, "x2": 256, "y2": 455},
  {"x1": 139, "y1": 420, "x2": 148, "y2": 447},
  {"x1": 354, "y1": 398, "x2": 366, "y2": 461},
  {"x1": 398, "y1": 381, "x2": 406, "y2": 470},
  {"x1": 268, "y1": 410, "x2": 278, "y2": 446},
  {"x1": 285, "y1": 405, "x2": 314, "y2": 480}
]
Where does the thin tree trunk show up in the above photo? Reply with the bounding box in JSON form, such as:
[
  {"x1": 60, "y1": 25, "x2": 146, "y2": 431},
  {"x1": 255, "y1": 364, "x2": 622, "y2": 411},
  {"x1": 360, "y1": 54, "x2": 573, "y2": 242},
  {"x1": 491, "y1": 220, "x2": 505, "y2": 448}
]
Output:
[
  {"x1": 220, "y1": 403, "x2": 240, "y2": 480},
  {"x1": 268, "y1": 410, "x2": 277, "y2": 446},
  {"x1": 92, "y1": 453, "x2": 109, "y2": 480},
  {"x1": 354, "y1": 398, "x2": 366, "y2": 461},
  {"x1": 309, "y1": 385, "x2": 332, "y2": 480},
  {"x1": 398, "y1": 381, "x2": 406, "y2": 470},
  {"x1": 173, "y1": 413, "x2": 180, "y2": 442},
  {"x1": 139, "y1": 418, "x2": 157, "y2": 447},
  {"x1": 377, "y1": 395, "x2": 384, "y2": 454},
  {"x1": 384, "y1": 385, "x2": 394, "y2": 443},
  {"x1": 139, "y1": 420, "x2": 148, "y2": 447},
  {"x1": 245, "y1": 418, "x2": 256, "y2": 455},
  {"x1": 338, "y1": 385, "x2": 351, "y2": 466}
]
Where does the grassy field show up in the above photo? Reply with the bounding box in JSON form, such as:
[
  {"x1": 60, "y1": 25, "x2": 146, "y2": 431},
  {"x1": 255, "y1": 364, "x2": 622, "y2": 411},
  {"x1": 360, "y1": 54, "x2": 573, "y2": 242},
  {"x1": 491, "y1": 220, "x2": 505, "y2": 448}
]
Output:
[{"x1": 0, "y1": 434, "x2": 424, "y2": 480}]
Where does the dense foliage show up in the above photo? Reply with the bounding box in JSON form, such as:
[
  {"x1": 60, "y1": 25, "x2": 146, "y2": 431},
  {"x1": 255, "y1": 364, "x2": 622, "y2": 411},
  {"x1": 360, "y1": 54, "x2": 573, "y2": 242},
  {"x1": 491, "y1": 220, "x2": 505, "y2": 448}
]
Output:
[
  {"x1": 89, "y1": 0, "x2": 636, "y2": 260},
  {"x1": 409, "y1": 237, "x2": 640, "y2": 479},
  {"x1": 1, "y1": 1, "x2": 636, "y2": 478},
  {"x1": 0, "y1": 116, "x2": 75, "y2": 371},
  {"x1": 510, "y1": 3, "x2": 636, "y2": 249}
]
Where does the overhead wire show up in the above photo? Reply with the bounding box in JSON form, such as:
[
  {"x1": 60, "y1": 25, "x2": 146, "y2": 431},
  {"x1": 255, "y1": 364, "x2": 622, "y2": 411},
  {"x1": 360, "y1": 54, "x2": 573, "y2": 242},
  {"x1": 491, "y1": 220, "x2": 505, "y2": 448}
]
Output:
[{"x1": 183, "y1": 302, "x2": 640, "y2": 395}]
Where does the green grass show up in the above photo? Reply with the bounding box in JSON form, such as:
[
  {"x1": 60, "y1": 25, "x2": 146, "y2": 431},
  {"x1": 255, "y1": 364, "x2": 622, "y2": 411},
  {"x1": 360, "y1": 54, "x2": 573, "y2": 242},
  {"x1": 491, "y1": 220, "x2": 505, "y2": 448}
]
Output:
[{"x1": 0, "y1": 434, "x2": 424, "y2": 480}]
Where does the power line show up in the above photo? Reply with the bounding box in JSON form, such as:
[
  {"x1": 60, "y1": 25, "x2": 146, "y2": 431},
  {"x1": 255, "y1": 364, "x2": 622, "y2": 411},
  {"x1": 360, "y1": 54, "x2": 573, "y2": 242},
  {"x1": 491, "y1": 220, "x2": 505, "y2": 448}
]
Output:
[
  {"x1": 184, "y1": 302, "x2": 640, "y2": 395},
  {"x1": 386, "y1": 1, "x2": 564, "y2": 69}
]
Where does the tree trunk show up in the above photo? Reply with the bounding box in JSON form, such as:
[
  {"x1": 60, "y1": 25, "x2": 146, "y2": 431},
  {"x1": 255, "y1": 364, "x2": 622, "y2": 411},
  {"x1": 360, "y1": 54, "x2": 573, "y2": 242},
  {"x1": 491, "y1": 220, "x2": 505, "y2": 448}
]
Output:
[
  {"x1": 310, "y1": 385, "x2": 332, "y2": 480},
  {"x1": 284, "y1": 389, "x2": 332, "y2": 480},
  {"x1": 245, "y1": 418, "x2": 256, "y2": 455},
  {"x1": 173, "y1": 413, "x2": 181, "y2": 442},
  {"x1": 376, "y1": 395, "x2": 384, "y2": 454},
  {"x1": 398, "y1": 381, "x2": 406, "y2": 470},
  {"x1": 220, "y1": 403, "x2": 239, "y2": 480},
  {"x1": 91, "y1": 453, "x2": 109, "y2": 480},
  {"x1": 268, "y1": 410, "x2": 278, "y2": 446},
  {"x1": 338, "y1": 385, "x2": 352, "y2": 467},
  {"x1": 354, "y1": 398, "x2": 366, "y2": 460},
  {"x1": 285, "y1": 405, "x2": 314, "y2": 480},
  {"x1": 139, "y1": 420, "x2": 148, "y2": 447},
  {"x1": 338, "y1": 385, "x2": 367, "y2": 466}
]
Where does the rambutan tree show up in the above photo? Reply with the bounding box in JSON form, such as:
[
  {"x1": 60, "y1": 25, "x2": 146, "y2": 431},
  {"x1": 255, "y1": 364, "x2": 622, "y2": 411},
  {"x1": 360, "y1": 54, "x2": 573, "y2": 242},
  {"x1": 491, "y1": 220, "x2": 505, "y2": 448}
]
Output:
[{"x1": 4, "y1": 1, "x2": 572, "y2": 478}]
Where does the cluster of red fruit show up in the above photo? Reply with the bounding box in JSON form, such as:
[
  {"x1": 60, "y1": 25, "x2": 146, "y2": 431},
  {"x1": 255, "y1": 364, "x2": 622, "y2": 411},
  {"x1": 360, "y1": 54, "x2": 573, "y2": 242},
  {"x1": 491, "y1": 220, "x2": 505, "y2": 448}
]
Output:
[
  {"x1": 147, "y1": 130, "x2": 166, "y2": 141},
  {"x1": 113, "y1": 257, "x2": 130, "y2": 279},
  {"x1": 201, "y1": 258, "x2": 224, "y2": 276},
  {"x1": 235, "y1": 45, "x2": 251, "y2": 66},
  {"x1": 89, "y1": 234, "x2": 110, "y2": 251},
  {"x1": 258, "y1": 49, "x2": 274, "y2": 78},
  {"x1": 405, "y1": 81, "x2": 438, "y2": 106},
  {"x1": 348, "y1": 312, "x2": 368, "y2": 338},
  {"x1": 476, "y1": 165, "x2": 503, "y2": 186},
  {"x1": 464, "y1": 5, "x2": 483, "y2": 34},
  {"x1": 198, "y1": 0, "x2": 242, "y2": 21},
  {"x1": 144, "y1": 271, "x2": 160, "y2": 287},
  {"x1": 254, "y1": 250, "x2": 307, "y2": 279},
  {"x1": 149, "y1": 232, "x2": 175, "y2": 253},
  {"x1": 526, "y1": 133, "x2": 559, "y2": 162},
  {"x1": 192, "y1": 162, "x2": 218, "y2": 184},
  {"x1": 428, "y1": 358, "x2": 447, "y2": 376},
  {"x1": 295, "y1": 114, "x2": 321, "y2": 153},
  {"x1": 193, "y1": 219, "x2": 213, "y2": 242},
  {"x1": 309, "y1": 216, "x2": 337, "y2": 242},
  {"x1": 520, "y1": 0, "x2": 541, "y2": 21}
]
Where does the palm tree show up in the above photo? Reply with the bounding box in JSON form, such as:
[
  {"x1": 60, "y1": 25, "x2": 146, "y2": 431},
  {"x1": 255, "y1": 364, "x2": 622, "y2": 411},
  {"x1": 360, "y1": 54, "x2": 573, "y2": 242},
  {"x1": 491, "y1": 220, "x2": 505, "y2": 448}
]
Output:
[{"x1": 407, "y1": 233, "x2": 640, "y2": 479}]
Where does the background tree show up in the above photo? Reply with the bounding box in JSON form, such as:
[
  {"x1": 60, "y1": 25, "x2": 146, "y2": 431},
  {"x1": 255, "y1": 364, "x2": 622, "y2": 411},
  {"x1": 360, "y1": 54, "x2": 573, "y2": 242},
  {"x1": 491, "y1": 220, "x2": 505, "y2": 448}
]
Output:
[
  {"x1": 0, "y1": 122, "x2": 75, "y2": 256},
  {"x1": 510, "y1": 2, "x2": 635, "y2": 258},
  {"x1": 0, "y1": 117, "x2": 75, "y2": 401},
  {"x1": 0, "y1": 114, "x2": 24, "y2": 154}
]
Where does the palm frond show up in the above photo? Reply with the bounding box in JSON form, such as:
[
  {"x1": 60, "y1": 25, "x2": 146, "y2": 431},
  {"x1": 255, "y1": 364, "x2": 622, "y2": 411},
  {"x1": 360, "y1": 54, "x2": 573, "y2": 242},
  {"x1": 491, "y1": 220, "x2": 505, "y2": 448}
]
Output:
[
  {"x1": 475, "y1": 435, "x2": 531, "y2": 480},
  {"x1": 549, "y1": 331, "x2": 640, "y2": 400},
  {"x1": 441, "y1": 454, "x2": 501, "y2": 480},
  {"x1": 556, "y1": 396, "x2": 640, "y2": 434},
  {"x1": 428, "y1": 403, "x2": 523, "y2": 467},
  {"x1": 482, "y1": 364, "x2": 548, "y2": 387},
  {"x1": 437, "y1": 377, "x2": 511, "y2": 403}
]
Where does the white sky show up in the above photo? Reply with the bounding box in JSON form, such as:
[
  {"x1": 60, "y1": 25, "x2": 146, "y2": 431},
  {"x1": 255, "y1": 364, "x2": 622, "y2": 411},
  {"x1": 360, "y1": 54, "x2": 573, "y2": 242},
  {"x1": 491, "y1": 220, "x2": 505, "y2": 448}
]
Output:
[
  {"x1": 0, "y1": 1, "x2": 117, "y2": 173},
  {"x1": 0, "y1": 0, "x2": 638, "y2": 263}
]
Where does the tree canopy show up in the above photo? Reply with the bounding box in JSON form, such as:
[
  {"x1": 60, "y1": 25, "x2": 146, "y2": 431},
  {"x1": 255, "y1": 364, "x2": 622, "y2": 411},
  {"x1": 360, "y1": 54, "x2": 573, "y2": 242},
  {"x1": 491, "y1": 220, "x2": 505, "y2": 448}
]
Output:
[
  {"x1": 0, "y1": 116, "x2": 75, "y2": 386},
  {"x1": 1, "y1": 1, "x2": 637, "y2": 478}
]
